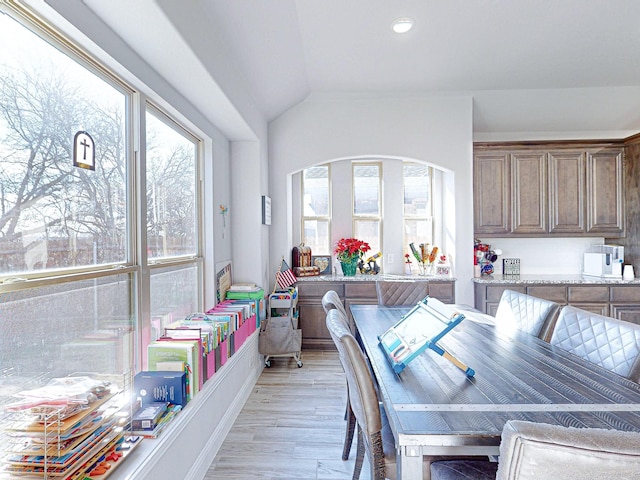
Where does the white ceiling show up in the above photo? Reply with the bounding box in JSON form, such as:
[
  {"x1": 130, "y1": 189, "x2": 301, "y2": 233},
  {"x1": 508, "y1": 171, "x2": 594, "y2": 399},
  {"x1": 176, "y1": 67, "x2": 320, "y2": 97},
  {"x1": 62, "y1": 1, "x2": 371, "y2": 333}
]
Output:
[{"x1": 84, "y1": 0, "x2": 640, "y2": 136}]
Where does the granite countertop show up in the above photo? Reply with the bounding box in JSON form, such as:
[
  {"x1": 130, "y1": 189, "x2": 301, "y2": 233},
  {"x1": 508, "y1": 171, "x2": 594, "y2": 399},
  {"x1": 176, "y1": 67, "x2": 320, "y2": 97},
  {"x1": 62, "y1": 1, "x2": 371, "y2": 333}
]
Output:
[
  {"x1": 296, "y1": 273, "x2": 456, "y2": 282},
  {"x1": 473, "y1": 274, "x2": 640, "y2": 285}
]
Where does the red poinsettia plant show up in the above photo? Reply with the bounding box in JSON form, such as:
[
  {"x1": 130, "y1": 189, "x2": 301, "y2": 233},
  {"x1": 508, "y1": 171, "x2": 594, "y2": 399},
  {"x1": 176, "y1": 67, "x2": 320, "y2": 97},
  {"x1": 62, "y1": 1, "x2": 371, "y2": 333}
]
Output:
[{"x1": 334, "y1": 238, "x2": 371, "y2": 263}]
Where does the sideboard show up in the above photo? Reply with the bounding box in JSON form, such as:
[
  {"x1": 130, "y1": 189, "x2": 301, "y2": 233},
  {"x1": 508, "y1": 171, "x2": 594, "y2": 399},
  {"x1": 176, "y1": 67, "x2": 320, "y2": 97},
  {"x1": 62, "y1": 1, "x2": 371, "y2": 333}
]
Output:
[{"x1": 296, "y1": 275, "x2": 455, "y2": 349}]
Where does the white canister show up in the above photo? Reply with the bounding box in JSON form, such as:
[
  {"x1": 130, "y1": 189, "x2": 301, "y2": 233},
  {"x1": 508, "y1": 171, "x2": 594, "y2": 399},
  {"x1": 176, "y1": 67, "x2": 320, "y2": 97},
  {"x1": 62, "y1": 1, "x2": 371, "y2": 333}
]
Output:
[{"x1": 623, "y1": 264, "x2": 635, "y2": 281}]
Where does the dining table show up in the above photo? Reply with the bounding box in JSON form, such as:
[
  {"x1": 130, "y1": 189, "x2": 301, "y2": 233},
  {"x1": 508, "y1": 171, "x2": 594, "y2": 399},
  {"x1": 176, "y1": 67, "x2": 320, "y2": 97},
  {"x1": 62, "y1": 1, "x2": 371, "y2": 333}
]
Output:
[{"x1": 350, "y1": 304, "x2": 640, "y2": 480}]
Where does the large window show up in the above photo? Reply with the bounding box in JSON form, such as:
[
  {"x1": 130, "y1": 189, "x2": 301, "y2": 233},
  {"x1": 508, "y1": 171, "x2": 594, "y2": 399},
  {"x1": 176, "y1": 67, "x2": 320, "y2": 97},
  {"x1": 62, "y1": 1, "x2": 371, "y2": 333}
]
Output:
[
  {"x1": 0, "y1": 5, "x2": 203, "y2": 401},
  {"x1": 301, "y1": 165, "x2": 330, "y2": 255},
  {"x1": 0, "y1": 10, "x2": 127, "y2": 275},
  {"x1": 297, "y1": 160, "x2": 440, "y2": 272},
  {"x1": 403, "y1": 163, "x2": 434, "y2": 258},
  {"x1": 353, "y1": 163, "x2": 381, "y2": 255},
  {"x1": 146, "y1": 109, "x2": 198, "y2": 259}
]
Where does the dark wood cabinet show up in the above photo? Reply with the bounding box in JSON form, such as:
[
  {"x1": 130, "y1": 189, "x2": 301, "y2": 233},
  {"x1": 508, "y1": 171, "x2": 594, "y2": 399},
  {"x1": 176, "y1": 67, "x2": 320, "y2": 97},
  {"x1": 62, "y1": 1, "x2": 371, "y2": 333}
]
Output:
[
  {"x1": 548, "y1": 150, "x2": 585, "y2": 234},
  {"x1": 298, "y1": 278, "x2": 455, "y2": 350},
  {"x1": 512, "y1": 151, "x2": 547, "y2": 234},
  {"x1": 474, "y1": 152, "x2": 511, "y2": 235},
  {"x1": 475, "y1": 282, "x2": 640, "y2": 325},
  {"x1": 586, "y1": 148, "x2": 624, "y2": 235},
  {"x1": 474, "y1": 143, "x2": 624, "y2": 237}
]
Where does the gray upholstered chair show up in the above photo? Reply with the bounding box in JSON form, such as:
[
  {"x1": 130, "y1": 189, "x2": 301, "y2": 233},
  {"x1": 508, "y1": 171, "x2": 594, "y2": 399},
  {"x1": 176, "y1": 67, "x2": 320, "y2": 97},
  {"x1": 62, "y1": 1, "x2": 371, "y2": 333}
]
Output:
[
  {"x1": 326, "y1": 308, "x2": 402, "y2": 479},
  {"x1": 431, "y1": 420, "x2": 640, "y2": 480},
  {"x1": 494, "y1": 290, "x2": 561, "y2": 341},
  {"x1": 550, "y1": 305, "x2": 640, "y2": 383},
  {"x1": 326, "y1": 309, "x2": 471, "y2": 479},
  {"x1": 322, "y1": 289, "x2": 349, "y2": 321},
  {"x1": 322, "y1": 291, "x2": 356, "y2": 461},
  {"x1": 375, "y1": 280, "x2": 429, "y2": 306}
]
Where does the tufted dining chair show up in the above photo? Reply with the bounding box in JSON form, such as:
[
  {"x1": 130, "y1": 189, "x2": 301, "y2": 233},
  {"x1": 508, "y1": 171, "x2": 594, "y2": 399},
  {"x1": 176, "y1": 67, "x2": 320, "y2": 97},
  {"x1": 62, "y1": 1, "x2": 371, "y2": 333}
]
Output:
[
  {"x1": 323, "y1": 291, "x2": 357, "y2": 461},
  {"x1": 326, "y1": 309, "x2": 467, "y2": 480},
  {"x1": 549, "y1": 305, "x2": 640, "y2": 383},
  {"x1": 322, "y1": 289, "x2": 349, "y2": 322},
  {"x1": 326, "y1": 308, "x2": 400, "y2": 479},
  {"x1": 375, "y1": 280, "x2": 430, "y2": 306},
  {"x1": 431, "y1": 419, "x2": 640, "y2": 480},
  {"x1": 494, "y1": 290, "x2": 561, "y2": 341}
]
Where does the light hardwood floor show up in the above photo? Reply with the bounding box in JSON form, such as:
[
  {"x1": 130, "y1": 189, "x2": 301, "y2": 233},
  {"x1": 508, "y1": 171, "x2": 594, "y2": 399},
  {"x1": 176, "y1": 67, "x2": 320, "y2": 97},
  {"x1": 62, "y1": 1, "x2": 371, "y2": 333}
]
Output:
[{"x1": 205, "y1": 350, "x2": 371, "y2": 480}]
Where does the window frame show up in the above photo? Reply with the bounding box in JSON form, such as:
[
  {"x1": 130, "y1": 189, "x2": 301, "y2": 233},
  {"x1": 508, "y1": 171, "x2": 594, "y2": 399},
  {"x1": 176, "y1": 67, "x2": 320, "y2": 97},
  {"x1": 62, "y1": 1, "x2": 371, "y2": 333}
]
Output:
[
  {"x1": 300, "y1": 164, "x2": 332, "y2": 256},
  {"x1": 352, "y1": 161, "x2": 382, "y2": 255},
  {"x1": 402, "y1": 161, "x2": 436, "y2": 258},
  {"x1": 0, "y1": 3, "x2": 205, "y2": 380}
]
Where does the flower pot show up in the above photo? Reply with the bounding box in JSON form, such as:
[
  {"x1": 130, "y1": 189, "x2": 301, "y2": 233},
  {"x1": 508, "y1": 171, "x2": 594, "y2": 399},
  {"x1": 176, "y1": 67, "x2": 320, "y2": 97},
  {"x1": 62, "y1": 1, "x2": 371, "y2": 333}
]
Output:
[{"x1": 340, "y1": 259, "x2": 359, "y2": 276}]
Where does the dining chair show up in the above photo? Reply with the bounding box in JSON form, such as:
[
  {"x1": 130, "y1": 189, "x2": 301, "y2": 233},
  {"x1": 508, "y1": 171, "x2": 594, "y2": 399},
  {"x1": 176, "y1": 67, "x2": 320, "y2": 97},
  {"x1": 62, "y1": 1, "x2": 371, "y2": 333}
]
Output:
[
  {"x1": 494, "y1": 289, "x2": 561, "y2": 341},
  {"x1": 323, "y1": 293, "x2": 357, "y2": 461},
  {"x1": 322, "y1": 289, "x2": 349, "y2": 322},
  {"x1": 326, "y1": 308, "x2": 399, "y2": 479},
  {"x1": 375, "y1": 280, "x2": 430, "y2": 306},
  {"x1": 431, "y1": 419, "x2": 640, "y2": 480},
  {"x1": 326, "y1": 308, "x2": 460, "y2": 480},
  {"x1": 549, "y1": 305, "x2": 640, "y2": 383}
]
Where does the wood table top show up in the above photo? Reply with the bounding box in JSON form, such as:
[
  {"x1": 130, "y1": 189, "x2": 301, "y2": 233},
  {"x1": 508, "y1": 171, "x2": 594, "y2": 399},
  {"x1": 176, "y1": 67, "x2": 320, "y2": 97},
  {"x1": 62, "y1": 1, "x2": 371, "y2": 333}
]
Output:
[{"x1": 351, "y1": 304, "x2": 640, "y2": 449}]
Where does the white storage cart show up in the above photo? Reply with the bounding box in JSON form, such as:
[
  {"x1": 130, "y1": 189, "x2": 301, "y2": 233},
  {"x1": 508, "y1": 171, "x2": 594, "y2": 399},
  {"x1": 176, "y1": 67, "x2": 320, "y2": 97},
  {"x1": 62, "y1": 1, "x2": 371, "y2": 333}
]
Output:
[{"x1": 259, "y1": 287, "x2": 303, "y2": 368}]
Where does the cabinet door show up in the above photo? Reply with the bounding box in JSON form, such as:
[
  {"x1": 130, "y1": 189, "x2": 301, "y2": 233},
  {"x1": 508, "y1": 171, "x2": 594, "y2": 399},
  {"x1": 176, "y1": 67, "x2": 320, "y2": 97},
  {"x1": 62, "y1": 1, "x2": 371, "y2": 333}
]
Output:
[
  {"x1": 610, "y1": 304, "x2": 640, "y2": 326},
  {"x1": 586, "y1": 148, "x2": 624, "y2": 236},
  {"x1": 548, "y1": 150, "x2": 585, "y2": 234},
  {"x1": 512, "y1": 152, "x2": 547, "y2": 234},
  {"x1": 474, "y1": 153, "x2": 511, "y2": 235}
]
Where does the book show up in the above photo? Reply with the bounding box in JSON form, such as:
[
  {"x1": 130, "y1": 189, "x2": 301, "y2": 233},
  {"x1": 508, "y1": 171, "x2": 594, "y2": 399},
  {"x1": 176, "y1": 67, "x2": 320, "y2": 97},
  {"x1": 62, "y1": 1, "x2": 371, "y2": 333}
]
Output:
[
  {"x1": 148, "y1": 341, "x2": 200, "y2": 401},
  {"x1": 134, "y1": 371, "x2": 187, "y2": 407},
  {"x1": 228, "y1": 283, "x2": 257, "y2": 291},
  {"x1": 131, "y1": 402, "x2": 169, "y2": 431}
]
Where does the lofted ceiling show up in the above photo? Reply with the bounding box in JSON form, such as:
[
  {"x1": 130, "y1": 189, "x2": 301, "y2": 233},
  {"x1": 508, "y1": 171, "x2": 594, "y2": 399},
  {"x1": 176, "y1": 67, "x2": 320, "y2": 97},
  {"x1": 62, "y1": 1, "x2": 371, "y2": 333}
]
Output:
[{"x1": 83, "y1": 0, "x2": 640, "y2": 137}]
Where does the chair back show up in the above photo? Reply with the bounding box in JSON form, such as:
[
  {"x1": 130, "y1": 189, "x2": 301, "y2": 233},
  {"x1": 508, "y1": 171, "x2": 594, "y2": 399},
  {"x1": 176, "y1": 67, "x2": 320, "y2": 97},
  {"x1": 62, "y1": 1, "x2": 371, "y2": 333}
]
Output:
[
  {"x1": 376, "y1": 280, "x2": 429, "y2": 306},
  {"x1": 550, "y1": 305, "x2": 640, "y2": 382},
  {"x1": 322, "y1": 290, "x2": 348, "y2": 318},
  {"x1": 494, "y1": 289, "x2": 560, "y2": 341},
  {"x1": 497, "y1": 420, "x2": 640, "y2": 480},
  {"x1": 326, "y1": 309, "x2": 383, "y2": 438}
]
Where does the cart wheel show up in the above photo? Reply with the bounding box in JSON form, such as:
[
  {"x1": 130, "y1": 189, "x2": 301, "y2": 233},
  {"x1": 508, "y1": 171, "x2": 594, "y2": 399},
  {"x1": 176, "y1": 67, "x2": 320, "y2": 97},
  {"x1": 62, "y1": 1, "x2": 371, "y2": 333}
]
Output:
[
  {"x1": 265, "y1": 359, "x2": 271, "y2": 368},
  {"x1": 297, "y1": 360, "x2": 303, "y2": 368}
]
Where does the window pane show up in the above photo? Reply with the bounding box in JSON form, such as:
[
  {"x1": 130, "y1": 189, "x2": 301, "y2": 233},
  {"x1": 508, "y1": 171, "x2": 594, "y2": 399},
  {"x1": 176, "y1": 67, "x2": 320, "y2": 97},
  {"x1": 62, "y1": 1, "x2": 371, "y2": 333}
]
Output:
[
  {"x1": 353, "y1": 165, "x2": 380, "y2": 215},
  {"x1": 404, "y1": 164, "x2": 431, "y2": 216},
  {"x1": 146, "y1": 111, "x2": 197, "y2": 259},
  {"x1": 0, "y1": 273, "x2": 133, "y2": 391},
  {"x1": 146, "y1": 264, "x2": 199, "y2": 368},
  {"x1": 0, "y1": 15, "x2": 127, "y2": 275},
  {"x1": 354, "y1": 220, "x2": 380, "y2": 256},
  {"x1": 303, "y1": 219, "x2": 330, "y2": 255},
  {"x1": 303, "y1": 166, "x2": 329, "y2": 217},
  {"x1": 404, "y1": 219, "x2": 433, "y2": 256}
]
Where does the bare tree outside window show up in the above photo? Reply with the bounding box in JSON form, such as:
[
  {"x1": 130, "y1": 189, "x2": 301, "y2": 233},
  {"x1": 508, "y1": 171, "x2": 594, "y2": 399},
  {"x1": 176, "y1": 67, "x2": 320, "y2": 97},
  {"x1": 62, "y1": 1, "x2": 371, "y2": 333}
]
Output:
[{"x1": 0, "y1": 14, "x2": 127, "y2": 274}]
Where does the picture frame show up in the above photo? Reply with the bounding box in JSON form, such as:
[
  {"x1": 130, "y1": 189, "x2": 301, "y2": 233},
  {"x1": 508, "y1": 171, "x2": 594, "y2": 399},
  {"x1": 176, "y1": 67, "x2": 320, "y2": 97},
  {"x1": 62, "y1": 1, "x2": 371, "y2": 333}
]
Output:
[
  {"x1": 261, "y1": 195, "x2": 271, "y2": 225},
  {"x1": 311, "y1": 255, "x2": 332, "y2": 275}
]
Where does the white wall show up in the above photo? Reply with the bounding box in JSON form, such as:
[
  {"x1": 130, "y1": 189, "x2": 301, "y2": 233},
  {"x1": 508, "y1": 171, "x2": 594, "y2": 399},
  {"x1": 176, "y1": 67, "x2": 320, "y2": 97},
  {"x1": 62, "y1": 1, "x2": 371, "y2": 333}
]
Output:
[
  {"x1": 269, "y1": 93, "x2": 476, "y2": 304},
  {"x1": 480, "y1": 237, "x2": 604, "y2": 275},
  {"x1": 473, "y1": 87, "x2": 640, "y2": 142}
]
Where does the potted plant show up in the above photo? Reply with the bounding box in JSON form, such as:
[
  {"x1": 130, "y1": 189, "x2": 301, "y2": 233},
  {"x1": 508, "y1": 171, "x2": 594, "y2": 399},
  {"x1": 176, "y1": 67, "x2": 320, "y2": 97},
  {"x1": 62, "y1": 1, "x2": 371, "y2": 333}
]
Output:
[{"x1": 334, "y1": 238, "x2": 370, "y2": 276}]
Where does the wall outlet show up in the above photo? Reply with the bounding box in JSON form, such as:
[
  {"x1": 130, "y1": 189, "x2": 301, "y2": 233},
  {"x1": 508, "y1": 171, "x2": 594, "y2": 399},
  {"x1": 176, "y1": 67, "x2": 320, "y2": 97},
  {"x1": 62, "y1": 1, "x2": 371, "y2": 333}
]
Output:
[{"x1": 387, "y1": 254, "x2": 394, "y2": 263}]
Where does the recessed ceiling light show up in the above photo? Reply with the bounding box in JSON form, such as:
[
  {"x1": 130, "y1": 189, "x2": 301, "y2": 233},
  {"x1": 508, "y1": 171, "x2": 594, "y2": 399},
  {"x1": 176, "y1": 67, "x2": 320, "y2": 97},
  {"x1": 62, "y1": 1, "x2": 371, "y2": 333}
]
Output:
[{"x1": 392, "y1": 17, "x2": 414, "y2": 34}]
